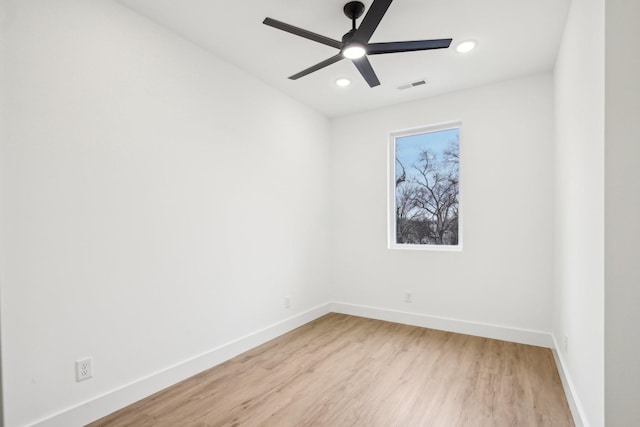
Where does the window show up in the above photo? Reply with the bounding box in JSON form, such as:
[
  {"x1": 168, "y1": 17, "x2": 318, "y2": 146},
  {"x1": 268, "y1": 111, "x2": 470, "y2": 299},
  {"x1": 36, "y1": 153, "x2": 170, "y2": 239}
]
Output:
[{"x1": 388, "y1": 122, "x2": 462, "y2": 251}]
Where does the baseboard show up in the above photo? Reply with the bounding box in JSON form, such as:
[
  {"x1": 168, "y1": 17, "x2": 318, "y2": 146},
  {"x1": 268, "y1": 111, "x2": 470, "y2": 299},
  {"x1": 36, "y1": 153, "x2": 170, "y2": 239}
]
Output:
[
  {"x1": 551, "y1": 334, "x2": 588, "y2": 427},
  {"x1": 32, "y1": 303, "x2": 332, "y2": 427},
  {"x1": 32, "y1": 302, "x2": 558, "y2": 426},
  {"x1": 330, "y1": 302, "x2": 554, "y2": 348}
]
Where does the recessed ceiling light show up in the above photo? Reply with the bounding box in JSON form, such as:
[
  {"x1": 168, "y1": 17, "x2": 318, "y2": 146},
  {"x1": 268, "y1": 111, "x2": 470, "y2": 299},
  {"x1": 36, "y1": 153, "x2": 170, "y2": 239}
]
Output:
[
  {"x1": 455, "y1": 40, "x2": 477, "y2": 53},
  {"x1": 336, "y1": 78, "x2": 351, "y2": 87}
]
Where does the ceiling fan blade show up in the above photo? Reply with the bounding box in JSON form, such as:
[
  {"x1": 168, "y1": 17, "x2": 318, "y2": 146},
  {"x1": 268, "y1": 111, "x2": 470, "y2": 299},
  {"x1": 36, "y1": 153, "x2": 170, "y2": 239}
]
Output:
[
  {"x1": 353, "y1": 0, "x2": 393, "y2": 44},
  {"x1": 263, "y1": 18, "x2": 342, "y2": 49},
  {"x1": 289, "y1": 54, "x2": 344, "y2": 80},
  {"x1": 352, "y1": 56, "x2": 381, "y2": 87},
  {"x1": 367, "y1": 39, "x2": 452, "y2": 55}
]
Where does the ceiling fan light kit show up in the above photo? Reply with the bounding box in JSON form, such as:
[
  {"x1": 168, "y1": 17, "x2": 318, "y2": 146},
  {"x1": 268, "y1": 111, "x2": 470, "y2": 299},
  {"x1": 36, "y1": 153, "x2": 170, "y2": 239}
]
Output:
[
  {"x1": 263, "y1": 0, "x2": 452, "y2": 88},
  {"x1": 342, "y1": 43, "x2": 367, "y2": 59}
]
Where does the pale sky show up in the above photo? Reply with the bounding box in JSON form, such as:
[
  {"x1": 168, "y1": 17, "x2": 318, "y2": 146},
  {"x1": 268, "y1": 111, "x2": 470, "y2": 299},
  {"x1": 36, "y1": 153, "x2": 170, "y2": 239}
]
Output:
[{"x1": 395, "y1": 128, "x2": 458, "y2": 174}]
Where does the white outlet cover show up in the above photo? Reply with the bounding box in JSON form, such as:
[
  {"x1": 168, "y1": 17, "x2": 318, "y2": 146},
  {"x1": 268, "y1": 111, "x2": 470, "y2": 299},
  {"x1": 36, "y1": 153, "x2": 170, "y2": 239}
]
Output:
[{"x1": 75, "y1": 357, "x2": 93, "y2": 382}]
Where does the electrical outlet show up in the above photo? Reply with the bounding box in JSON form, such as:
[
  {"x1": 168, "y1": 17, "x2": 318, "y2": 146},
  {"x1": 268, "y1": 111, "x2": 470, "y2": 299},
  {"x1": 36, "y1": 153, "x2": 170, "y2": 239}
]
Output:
[
  {"x1": 563, "y1": 335, "x2": 569, "y2": 353},
  {"x1": 284, "y1": 296, "x2": 291, "y2": 309},
  {"x1": 76, "y1": 357, "x2": 93, "y2": 382},
  {"x1": 405, "y1": 291, "x2": 413, "y2": 303}
]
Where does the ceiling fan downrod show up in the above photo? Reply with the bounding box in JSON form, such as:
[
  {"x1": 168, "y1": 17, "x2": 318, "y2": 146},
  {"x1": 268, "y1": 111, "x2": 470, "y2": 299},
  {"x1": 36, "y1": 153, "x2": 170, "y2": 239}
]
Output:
[{"x1": 343, "y1": 1, "x2": 365, "y2": 31}]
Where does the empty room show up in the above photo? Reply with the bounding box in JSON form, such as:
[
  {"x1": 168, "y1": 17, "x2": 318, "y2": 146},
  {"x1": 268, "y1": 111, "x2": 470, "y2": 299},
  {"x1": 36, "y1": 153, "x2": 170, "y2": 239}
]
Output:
[{"x1": 0, "y1": 0, "x2": 638, "y2": 426}]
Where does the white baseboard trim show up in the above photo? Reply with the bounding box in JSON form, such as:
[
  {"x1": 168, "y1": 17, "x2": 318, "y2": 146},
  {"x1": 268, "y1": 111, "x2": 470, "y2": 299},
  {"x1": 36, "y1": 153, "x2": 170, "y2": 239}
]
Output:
[
  {"x1": 551, "y1": 334, "x2": 588, "y2": 427},
  {"x1": 330, "y1": 302, "x2": 554, "y2": 348},
  {"x1": 32, "y1": 302, "x2": 560, "y2": 427},
  {"x1": 32, "y1": 303, "x2": 332, "y2": 427}
]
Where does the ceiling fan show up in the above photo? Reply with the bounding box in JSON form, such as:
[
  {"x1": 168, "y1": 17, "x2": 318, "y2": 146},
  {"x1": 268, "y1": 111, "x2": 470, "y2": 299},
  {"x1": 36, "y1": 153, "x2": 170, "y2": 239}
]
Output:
[{"x1": 263, "y1": 0, "x2": 452, "y2": 88}]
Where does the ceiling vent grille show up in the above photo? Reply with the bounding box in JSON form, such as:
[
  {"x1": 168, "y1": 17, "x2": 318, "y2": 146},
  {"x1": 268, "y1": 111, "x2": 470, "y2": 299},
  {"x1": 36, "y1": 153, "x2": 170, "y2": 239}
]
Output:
[{"x1": 397, "y1": 79, "x2": 428, "y2": 90}]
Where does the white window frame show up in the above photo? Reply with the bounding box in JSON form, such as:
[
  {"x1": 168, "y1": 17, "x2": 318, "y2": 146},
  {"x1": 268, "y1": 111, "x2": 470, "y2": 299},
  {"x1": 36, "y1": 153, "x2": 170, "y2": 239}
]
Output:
[{"x1": 387, "y1": 121, "x2": 463, "y2": 251}]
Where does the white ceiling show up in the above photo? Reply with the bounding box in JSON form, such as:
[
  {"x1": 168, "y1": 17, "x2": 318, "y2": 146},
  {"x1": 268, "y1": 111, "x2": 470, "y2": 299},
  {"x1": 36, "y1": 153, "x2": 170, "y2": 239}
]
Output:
[{"x1": 117, "y1": 0, "x2": 571, "y2": 117}]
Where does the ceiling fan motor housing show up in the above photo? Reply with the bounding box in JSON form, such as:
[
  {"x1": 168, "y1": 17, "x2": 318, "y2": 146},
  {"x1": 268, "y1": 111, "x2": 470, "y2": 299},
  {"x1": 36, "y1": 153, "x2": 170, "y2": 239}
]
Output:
[{"x1": 342, "y1": 29, "x2": 357, "y2": 43}]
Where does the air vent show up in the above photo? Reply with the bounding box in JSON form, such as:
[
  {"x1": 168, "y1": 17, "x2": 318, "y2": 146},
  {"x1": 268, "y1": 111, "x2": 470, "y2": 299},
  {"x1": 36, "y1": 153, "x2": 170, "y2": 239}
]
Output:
[{"x1": 397, "y1": 79, "x2": 428, "y2": 90}]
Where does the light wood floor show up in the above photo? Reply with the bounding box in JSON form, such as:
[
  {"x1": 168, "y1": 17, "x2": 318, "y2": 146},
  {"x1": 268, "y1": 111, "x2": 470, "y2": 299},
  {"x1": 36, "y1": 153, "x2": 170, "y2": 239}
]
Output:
[{"x1": 88, "y1": 313, "x2": 574, "y2": 427}]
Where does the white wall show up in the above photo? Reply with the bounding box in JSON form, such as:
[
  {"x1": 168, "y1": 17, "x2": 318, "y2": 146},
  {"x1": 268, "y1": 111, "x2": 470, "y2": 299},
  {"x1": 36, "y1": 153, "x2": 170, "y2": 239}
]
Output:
[
  {"x1": 0, "y1": 1, "x2": 331, "y2": 425},
  {"x1": 330, "y1": 73, "x2": 555, "y2": 334},
  {"x1": 553, "y1": 0, "x2": 605, "y2": 425},
  {"x1": 605, "y1": 0, "x2": 640, "y2": 425},
  {"x1": 0, "y1": 1, "x2": 6, "y2": 424}
]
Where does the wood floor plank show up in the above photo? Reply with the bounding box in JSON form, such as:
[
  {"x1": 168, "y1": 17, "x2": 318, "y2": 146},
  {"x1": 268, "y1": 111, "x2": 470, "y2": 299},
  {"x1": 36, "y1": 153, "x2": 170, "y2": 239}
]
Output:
[{"x1": 88, "y1": 313, "x2": 574, "y2": 426}]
